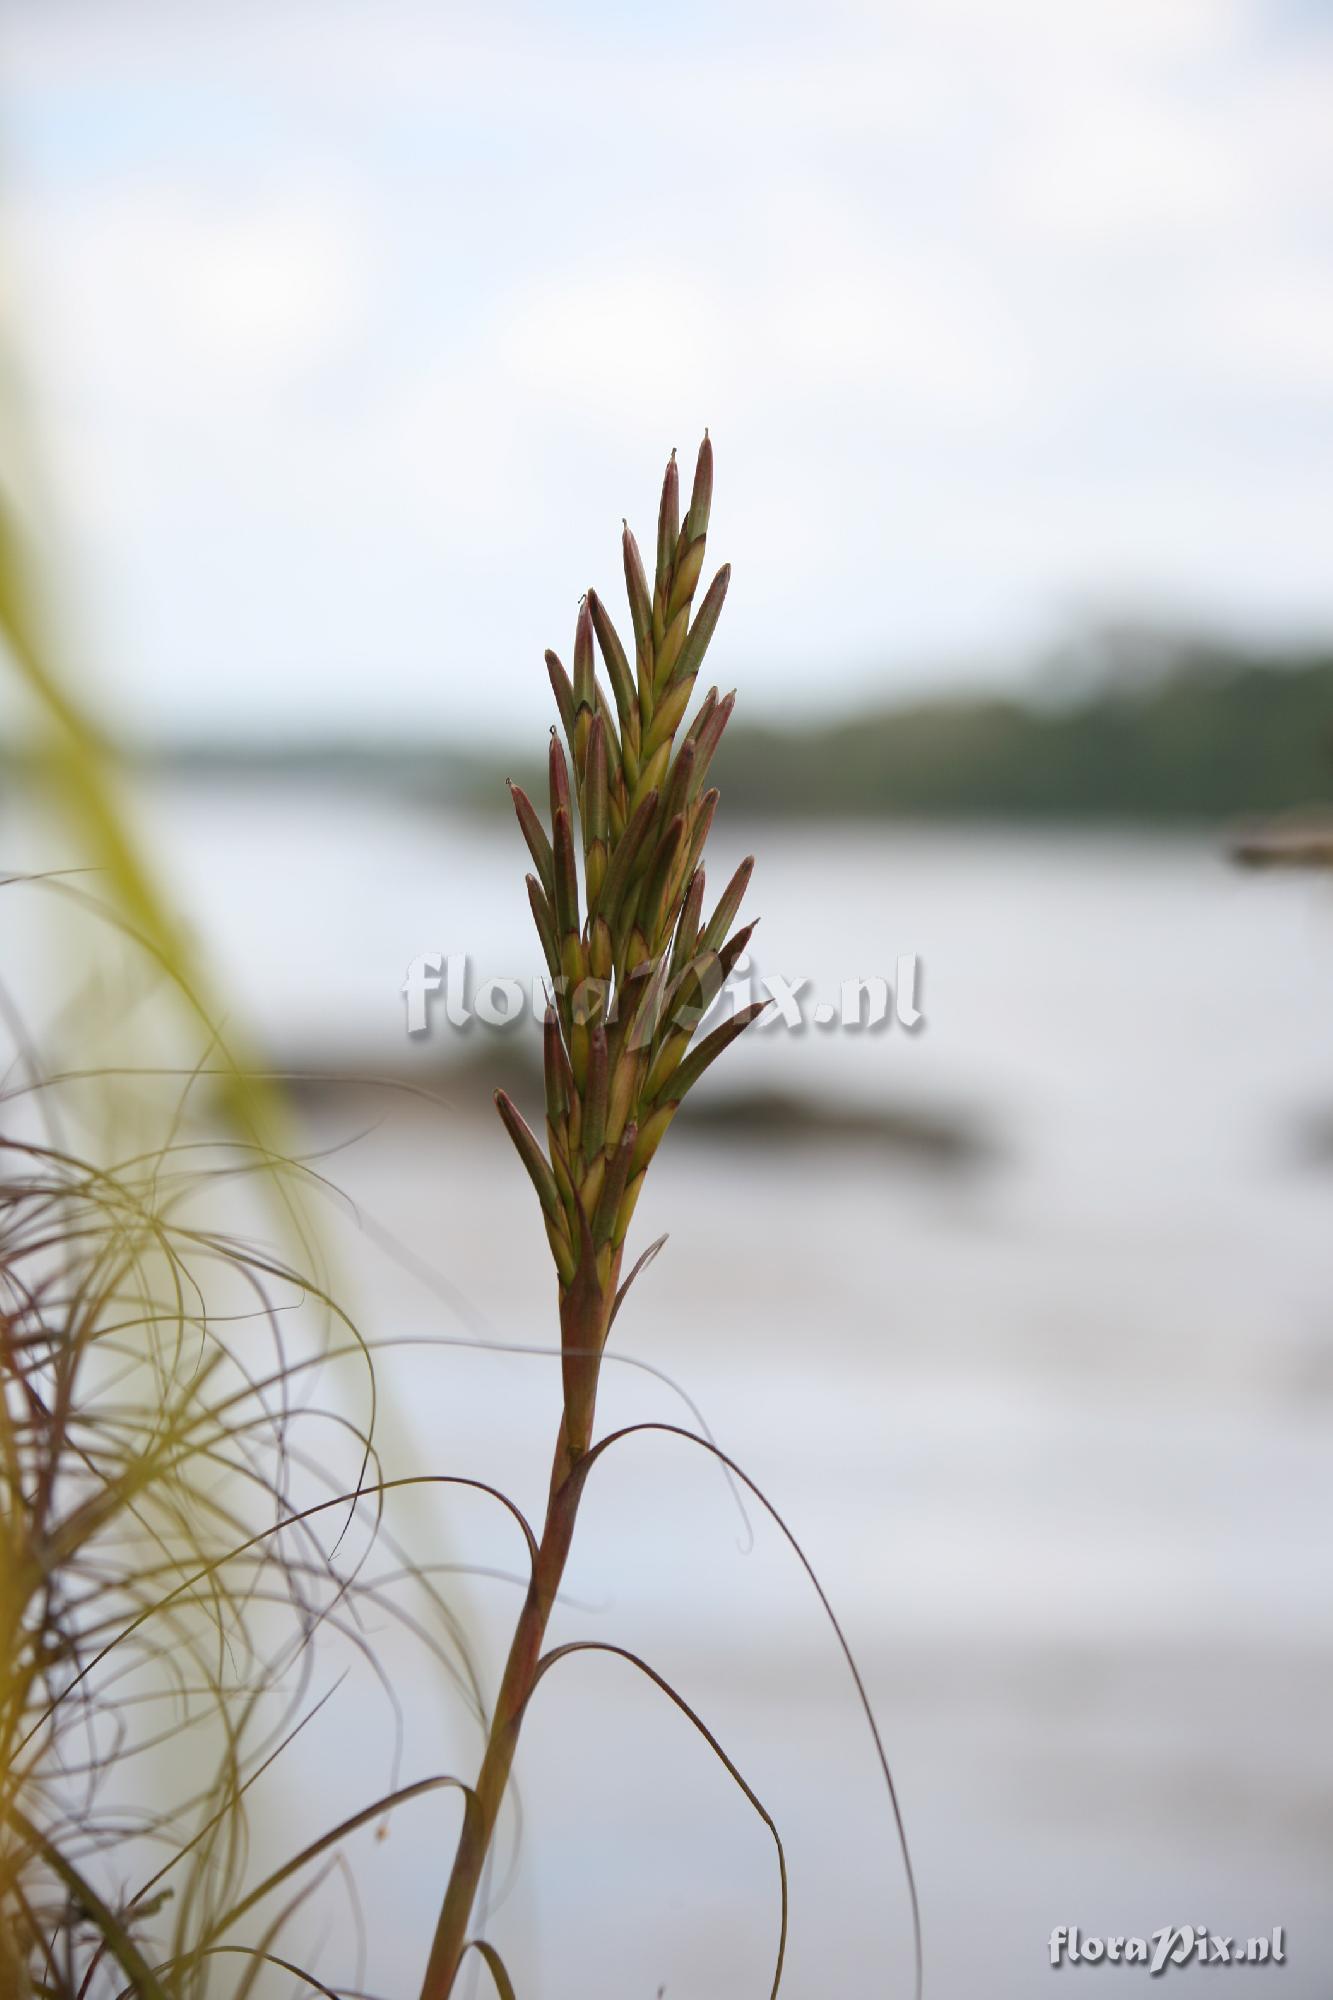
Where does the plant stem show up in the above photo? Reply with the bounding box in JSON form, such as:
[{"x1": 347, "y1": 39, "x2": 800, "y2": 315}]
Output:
[{"x1": 418, "y1": 1267, "x2": 613, "y2": 1999}]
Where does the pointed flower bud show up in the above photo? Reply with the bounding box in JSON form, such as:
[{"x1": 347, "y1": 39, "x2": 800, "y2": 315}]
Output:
[
  {"x1": 686, "y1": 430, "x2": 713, "y2": 544},
  {"x1": 667, "y1": 535, "x2": 706, "y2": 623},
  {"x1": 680, "y1": 787, "x2": 719, "y2": 885},
  {"x1": 622, "y1": 521, "x2": 653, "y2": 664},
  {"x1": 670, "y1": 867, "x2": 706, "y2": 981},
  {"x1": 690, "y1": 691, "x2": 735, "y2": 796},
  {"x1": 552, "y1": 805, "x2": 581, "y2": 941},
  {"x1": 549, "y1": 730, "x2": 572, "y2": 827},
  {"x1": 699, "y1": 856, "x2": 754, "y2": 956},
  {"x1": 595, "y1": 787, "x2": 659, "y2": 927},
  {"x1": 652, "y1": 603, "x2": 690, "y2": 695},
  {"x1": 583, "y1": 714, "x2": 608, "y2": 848},
  {"x1": 638, "y1": 813, "x2": 686, "y2": 947},
  {"x1": 661, "y1": 738, "x2": 697, "y2": 829},
  {"x1": 656, "y1": 449, "x2": 679, "y2": 607},
  {"x1": 683, "y1": 686, "x2": 718, "y2": 750},
  {"x1": 543, "y1": 1005, "x2": 571, "y2": 1127},
  {"x1": 642, "y1": 670, "x2": 696, "y2": 759},
  {"x1": 495, "y1": 1090, "x2": 561, "y2": 1220},
  {"x1": 545, "y1": 650, "x2": 576, "y2": 745},
  {"x1": 716, "y1": 917, "x2": 757, "y2": 986},
  {"x1": 658, "y1": 999, "x2": 770, "y2": 1106},
  {"x1": 526, "y1": 875, "x2": 562, "y2": 985},
  {"x1": 573, "y1": 596, "x2": 596, "y2": 714},
  {"x1": 671, "y1": 564, "x2": 730, "y2": 693},
  {"x1": 508, "y1": 781, "x2": 554, "y2": 902},
  {"x1": 587, "y1": 587, "x2": 636, "y2": 734}
]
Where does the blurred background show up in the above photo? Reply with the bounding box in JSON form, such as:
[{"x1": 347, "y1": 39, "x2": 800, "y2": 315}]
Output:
[{"x1": 2, "y1": 1, "x2": 1332, "y2": 1994}]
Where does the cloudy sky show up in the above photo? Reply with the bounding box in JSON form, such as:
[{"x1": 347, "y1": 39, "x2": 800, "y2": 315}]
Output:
[{"x1": 2, "y1": 0, "x2": 1332, "y2": 742}]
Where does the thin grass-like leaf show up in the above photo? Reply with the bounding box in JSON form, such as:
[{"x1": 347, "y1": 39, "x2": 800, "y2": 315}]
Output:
[
  {"x1": 581, "y1": 1422, "x2": 924, "y2": 2000},
  {"x1": 532, "y1": 1642, "x2": 787, "y2": 1999},
  {"x1": 461, "y1": 1937, "x2": 520, "y2": 1999}
]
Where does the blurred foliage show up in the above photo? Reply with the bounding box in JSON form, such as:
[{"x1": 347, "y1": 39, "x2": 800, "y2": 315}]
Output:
[
  {"x1": 0, "y1": 493, "x2": 296, "y2": 1162},
  {"x1": 713, "y1": 639, "x2": 1333, "y2": 823},
  {"x1": 1, "y1": 362, "x2": 430, "y2": 1998}
]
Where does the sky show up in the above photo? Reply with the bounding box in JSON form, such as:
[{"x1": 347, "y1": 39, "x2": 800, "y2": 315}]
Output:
[{"x1": 2, "y1": 0, "x2": 1332, "y2": 743}]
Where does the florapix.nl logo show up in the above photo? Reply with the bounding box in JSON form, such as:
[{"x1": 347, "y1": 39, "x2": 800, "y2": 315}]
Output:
[
  {"x1": 401, "y1": 952, "x2": 925, "y2": 1038},
  {"x1": 1049, "y1": 1926, "x2": 1286, "y2": 1973}
]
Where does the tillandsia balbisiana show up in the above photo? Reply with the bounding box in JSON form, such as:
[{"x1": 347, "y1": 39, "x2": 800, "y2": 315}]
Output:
[{"x1": 419, "y1": 437, "x2": 767, "y2": 1996}]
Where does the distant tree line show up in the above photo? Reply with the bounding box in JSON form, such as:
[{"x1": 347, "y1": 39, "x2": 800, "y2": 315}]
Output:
[
  {"x1": 717, "y1": 638, "x2": 1333, "y2": 821},
  {"x1": 27, "y1": 631, "x2": 1330, "y2": 825}
]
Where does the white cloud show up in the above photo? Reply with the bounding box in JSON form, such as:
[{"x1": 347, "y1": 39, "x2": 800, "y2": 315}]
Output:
[
  {"x1": 1201, "y1": 258, "x2": 1333, "y2": 394},
  {"x1": 496, "y1": 265, "x2": 736, "y2": 427},
  {"x1": 1006, "y1": 94, "x2": 1248, "y2": 244},
  {"x1": 0, "y1": 0, "x2": 1330, "y2": 733},
  {"x1": 10, "y1": 176, "x2": 374, "y2": 394}
]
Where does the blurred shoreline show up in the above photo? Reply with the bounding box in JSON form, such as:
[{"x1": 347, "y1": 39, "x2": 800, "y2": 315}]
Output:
[{"x1": 6, "y1": 628, "x2": 1333, "y2": 826}]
